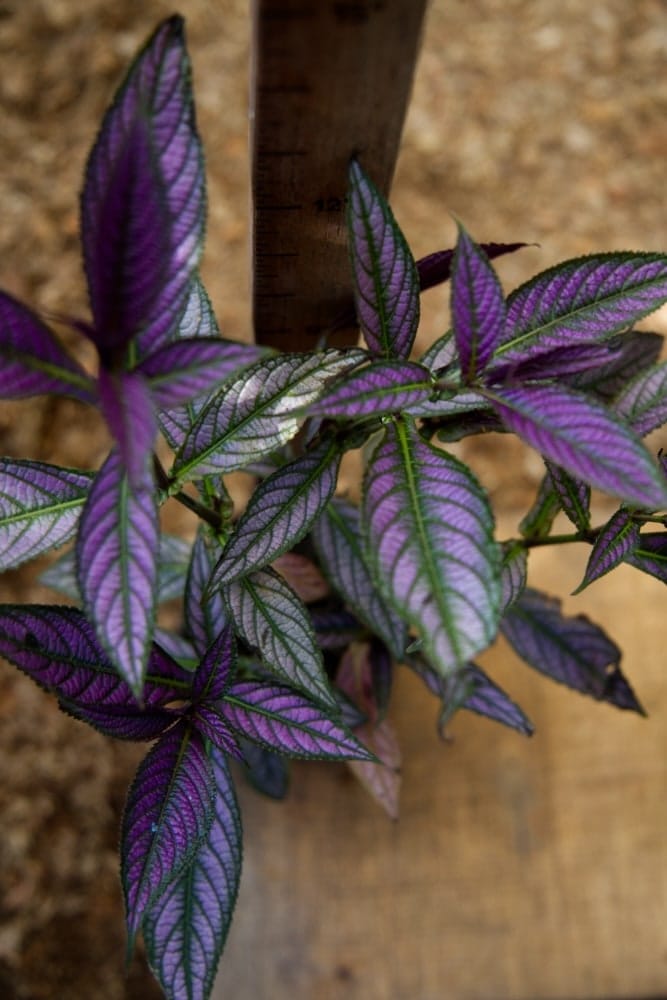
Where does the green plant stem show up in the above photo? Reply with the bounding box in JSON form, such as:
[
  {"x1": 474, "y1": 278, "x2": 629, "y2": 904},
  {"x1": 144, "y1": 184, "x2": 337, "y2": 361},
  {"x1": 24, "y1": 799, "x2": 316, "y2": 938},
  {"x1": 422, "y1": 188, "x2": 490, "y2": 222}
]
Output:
[{"x1": 152, "y1": 454, "x2": 224, "y2": 532}]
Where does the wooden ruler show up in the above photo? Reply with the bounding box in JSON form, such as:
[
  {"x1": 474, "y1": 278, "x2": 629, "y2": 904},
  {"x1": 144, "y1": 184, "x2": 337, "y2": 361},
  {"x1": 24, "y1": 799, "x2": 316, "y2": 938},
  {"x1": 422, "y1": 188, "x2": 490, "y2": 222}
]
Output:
[{"x1": 251, "y1": 0, "x2": 428, "y2": 351}]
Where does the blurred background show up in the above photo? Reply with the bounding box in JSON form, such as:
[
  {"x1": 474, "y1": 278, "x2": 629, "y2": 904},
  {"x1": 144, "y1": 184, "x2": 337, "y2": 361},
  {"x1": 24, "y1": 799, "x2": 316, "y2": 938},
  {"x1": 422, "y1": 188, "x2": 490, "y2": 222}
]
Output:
[{"x1": 0, "y1": 1, "x2": 665, "y2": 997}]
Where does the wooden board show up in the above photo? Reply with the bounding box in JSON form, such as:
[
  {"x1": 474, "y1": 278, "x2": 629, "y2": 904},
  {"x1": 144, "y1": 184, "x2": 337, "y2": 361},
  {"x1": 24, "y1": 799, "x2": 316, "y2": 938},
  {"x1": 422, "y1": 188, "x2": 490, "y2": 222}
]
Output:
[{"x1": 213, "y1": 522, "x2": 667, "y2": 999}]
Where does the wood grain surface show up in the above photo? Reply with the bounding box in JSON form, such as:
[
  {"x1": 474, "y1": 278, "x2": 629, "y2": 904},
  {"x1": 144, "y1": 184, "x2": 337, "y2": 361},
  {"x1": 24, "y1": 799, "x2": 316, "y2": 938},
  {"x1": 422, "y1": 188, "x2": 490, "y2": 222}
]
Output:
[{"x1": 213, "y1": 521, "x2": 667, "y2": 999}]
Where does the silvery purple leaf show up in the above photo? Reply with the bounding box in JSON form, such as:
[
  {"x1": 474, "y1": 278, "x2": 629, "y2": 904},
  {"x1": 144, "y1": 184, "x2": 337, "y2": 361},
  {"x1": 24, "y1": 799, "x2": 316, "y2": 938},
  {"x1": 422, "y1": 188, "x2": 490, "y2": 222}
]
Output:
[
  {"x1": 451, "y1": 223, "x2": 506, "y2": 379},
  {"x1": 309, "y1": 360, "x2": 432, "y2": 419},
  {"x1": 221, "y1": 568, "x2": 336, "y2": 710},
  {"x1": 153, "y1": 628, "x2": 197, "y2": 667},
  {"x1": 97, "y1": 368, "x2": 156, "y2": 486},
  {"x1": 544, "y1": 460, "x2": 590, "y2": 532},
  {"x1": 76, "y1": 449, "x2": 159, "y2": 697},
  {"x1": 172, "y1": 350, "x2": 364, "y2": 482},
  {"x1": 574, "y1": 508, "x2": 639, "y2": 593},
  {"x1": 490, "y1": 383, "x2": 667, "y2": 509},
  {"x1": 0, "y1": 460, "x2": 92, "y2": 570},
  {"x1": 312, "y1": 498, "x2": 406, "y2": 658},
  {"x1": 570, "y1": 331, "x2": 663, "y2": 398},
  {"x1": 519, "y1": 474, "x2": 560, "y2": 540},
  {"x1": 191, "y1": 706, "x2": 243, "y2": 759},
  {"x1": 347, "y1": 160, "x2": 420, "y2": 359},
  {"x1": 499, "y1": 544, "x2": 528, "y2": 613},
  {"x1": 209, "y1": 439, "x2": 340, "y2": 588},
  {"x1": 171, "y1": 276, "x2": 219, "y2": 341},
  {"x1": 416, "y1": 242, "x2": 529, "y2": 293},
  {"x1": 242, "y1": 741, "x2": 289, "y2": 799},
  {"x1": 403, "y1": 386, "x2": 489, "y2": 419},
  {"x1": 38, "y1": 549, "x2": 80, "y2": 600},
  {"x1": 185, "y1": 530, "x2": 227, "y2": 657},
  {"x1": 192, "y1": 624, "x2": 235, "y2": 703},
  {"x1": 156, "y1": 534, "x2": 193, "y2": 603},
  {"x1": 418, "y1": 330, "x2": 457, "y2": 372},
  {"x1": 622, "y1": 532, "x2": 667, "y2": 583},
  {"x1": 309, "y1": 608, "x2": 364, "y2": 649},
  {"x1": 501, "y1": 588, "x2": 644, "y2": 712},
  {"x1": 493, "y1": 252, "x2": 667, "y2": 366},
  {"x1": 122, "y1": 723, "x2": 216, "y2": 944},
  {"x1": 144, "y1": 747, "x2": 242, "y2": 1000},
  {"x1": 81, "y1": 17, "x2": 205, "y2": 359},
  {"x1": 0, "y1": 291, "x2": 95, "y2": 402},
  {"x1": 362, "y1": 419, "x2": 501, "y2": 676},
  {"x1": 0, "y1": 605, "x2": 183, "y2": 741},
  {"x1": 614, "y1": 360, "x2": 667, "y2": 438},
  {"x1": 221, "y1": 680, "x2": 374, "y2": 760},
  {"x1": 140, "y1": 338, "x2": 265, "y2": 409}
]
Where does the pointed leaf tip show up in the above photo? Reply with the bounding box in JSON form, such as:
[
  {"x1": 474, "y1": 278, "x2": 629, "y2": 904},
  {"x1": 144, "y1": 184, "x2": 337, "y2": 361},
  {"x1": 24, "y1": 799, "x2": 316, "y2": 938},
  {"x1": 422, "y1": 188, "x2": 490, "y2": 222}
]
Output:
[{"x1": 451, "y1": 223, "x2": 506, "y2": 378}]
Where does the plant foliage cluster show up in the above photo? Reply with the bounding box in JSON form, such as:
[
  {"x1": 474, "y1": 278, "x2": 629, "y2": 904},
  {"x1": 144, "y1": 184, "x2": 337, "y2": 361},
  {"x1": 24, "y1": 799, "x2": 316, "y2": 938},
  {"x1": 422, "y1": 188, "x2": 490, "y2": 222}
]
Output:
[{"x1": 0, "y1": 17, "x2": 666, "y2": 999}]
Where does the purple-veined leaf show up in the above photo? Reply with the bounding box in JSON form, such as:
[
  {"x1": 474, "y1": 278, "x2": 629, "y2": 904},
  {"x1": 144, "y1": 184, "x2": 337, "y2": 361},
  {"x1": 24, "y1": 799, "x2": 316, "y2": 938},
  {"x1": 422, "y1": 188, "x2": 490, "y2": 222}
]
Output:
[
  {"x1": 347, "y1": 718, "x2": 401, "y2": 819},
  {"x1": 418, "y1": 330, "x2": 457, "y2": 372},
  {"x1": 574, "y1": 508, "x2": 639, "y2": 593},
  {"x1": 493, "y1": 252, "x2": 667, "y2": 366},
  {"x1": 97, "y1": 368, "x2": 156, "y2": 487},
  {"x1": 347, "y1": 160, "x2": 419, "y2": 358},
  {"x1": 0, "y1": 291, "x2": 95, "y2": 402},
  {"x1": 271, "y1": 553, "x2": 330, "y2": 603},
  {"x1": 308, "y1": 360, "x2": 432, "y2": 419},
  {"x1": 613, "y1": 360, "x2": 667, "y2": 438},
  {"x1": 191, "y1": 706, "x2": 242, "y2": 759},
  {"x1": 451, "y1": 223, "x2": 506, "y2": 379},
  {"x1": 156, "y1": 534, "x2": 193, "y2": 603},
  {"x1": 622, "y1": 531, "x2": 667, "y2": 583},
  {"x1": 500, "y1": 587, "x2": 644, "y2": 712},
  {"x1": 570, "y1": 331, "x2": 663, "y2": 398},
  {"x1": 171, "y1": 276, "x2": 219, "y2": 341},
  {"x1": 172, "y1": 350, "x2": 364, "y2": 482},
  {"x1": 500, "y1": 543, "x2": 528, "y2": 613},
  {"x1": 403, "y1": 385, "x2": 489, "y2": 419},
  {"x1": 221, "y1": 680, "x2": 374, "y2": 760},
  {"x1": 221, "y1": 567, "x2": 336, "y2": 710},
  {"x1": 0, "y1": 605, "x2": 186, "y2": 740},
  {"x1": 0, "y1": 460, "x2": 92, "y2": 570},
  {"x1": 241, "y1": 741, "x2": 289, "y2": 799},
  {"x1": 417, "y1": 241, "x2": 530, "y2": 294},
  {"x1": 545, "y1": 460, "x2": 590, "y2": 532},
  {"x1": 502, "y1": 340, "x2": 628, "y2": 382},
  {"x1": 309, "y1": 607, "x2": 364, "y2": 649},
  {"x1": 140, "y1": 338, "x2": 265, "y2": 409},
  {"x1": 209, "y1": 438, "x2": 340, "y2": 588},
  {"x1": 81, "y1": 17, "x2": 205, "y2": 360},
  {"x1": 312, "y1": 498, "x2": 407, "y2": 658},
  {"x1": 185, "y1": 530, "x2": 227, "y2": 657},
  {"x1": 76, "y1": 449, "x2": 159, "y2": 697},
  {"x1": 192, "y1": 624, "x2": 235, "y2": 703},
  {"x1": 362, "y1": 418, "x2": 501, "y2": 676},
  {"x1": 489, "y1": 383, "x2": 667, "y2": 510},
  {"x1": 154, "y1": 628, "x2": 198, "y2": 667},
  {"x1": 122, "y1": 723, "x2": 216, "y2": 944},
  {"x1": 519, "y1": 474, "x2": 560, "y2": 540},
  {"x1": 143, "y1": 747, "x2": 242, "y2": 1000}
]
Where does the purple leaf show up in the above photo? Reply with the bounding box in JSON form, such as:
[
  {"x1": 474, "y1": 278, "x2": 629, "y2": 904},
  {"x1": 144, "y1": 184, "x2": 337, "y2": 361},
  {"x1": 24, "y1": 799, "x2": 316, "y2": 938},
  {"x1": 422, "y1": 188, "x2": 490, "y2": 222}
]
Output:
[
  {"x1": 545, "y1": 460, "x2": 590, "y2": 532},
  {"x1": 191, "y1": 706, "x2": 243, "y2": 759},
  {"x1": 0, "y1": 605, "x2": 185, "y2": 740},
  {"x1": 185, "y1": 530, "x2": 227, "y2": 657},
  {"x1": 493, "y1": 252, "x2": 667, "y2": 366},
  {"x1": 192, "y1": 624, "x2": 235, "y2": 703},
  {"x1": 38, "y1": 549, "x2": 80, "y2": 600},
  {"x1": 309, "y1": 607, "x2": 364, "y2": 649},
  {"x1": 622, "y1": 532, "x2": 667, "y2": 583},
  {"x1": 81, "y1": 17, "x2": 205, "y2": 359},
  {"x1": 97, "y1": 368, "x2": 156, "y2": 486},
  {"x1": 76, "y1": 449, "x2": 159, "y2": 697},
  {"x1": 362, "y1": 418, "x2": 501, "y2": 676},
  {"x1": 502, "y1": 341, "x2": 628, "y2": 382},
  {"x1": 312, "y1": 498, "x2": 406, "y2": 659},
  {"x1": 156, "y1": 534, "x2": 193, "y2": 603},
  {"x1": 574, "y1": 508, "x2": 639, "y2": 593},
  {"x1": 308, "y1": 360, "x2": 433, "y2": 419},
  {"x1": 122, "y1": 723, "x2": 216, "y2": 944},
  {"x1": 614, "y1": 360, "x2": 667, "y2": 437},
  {"x1": 490, "y1": 383, "x2": 667, "y2": 510},
  {"x1": 403, "y1": 386, "x2": 489, "y2": 419},
  {"x1": 241, "y1": 742, "x2": 289, "y2": 799},
  {"x1": 418, "y1": 330, "x2": 457, "y2": 372},
  {"x1": 271, "y1": 553, "x2": 330, "y2": 604},
  {"x1": 143, "y1": 747, "x2": 242, "y2": 1000},
  {"x1": 222, "y1": 568, "x2": 337, "y2": 710},
  {"x1": 172, "y1": 350, "x2": 364, "y2": 482},
  {"x1": 501, "y1": 588, "x2": 644, "y2": 712},
  {"x1": 153, "y1": 628, "x2": 197, "y2": 666},
  {"x1": 209, "y1": 439, "x2": 340, "y2": 588},
  {"x1": 570, "y1": 331, "x2": 663, "y2": 398},
  {"x1": 170, "y1": 276, "x2": 220, "y2": 341},
  {"x1": 347, "y1": 160, "x2": 420, "y2": 358},
  {"x1": 417, "y1": 242, "x2": 529, "y2": 293},
  {"x1": 0, "y1": 291, "x2": 95, "y2": 402},
  {"x1": 221, "y1": 680, "x2": 374, "y2": 760},
  {"x1": 0, "y1": 460, "x2": 92, "y2": 570},
  {"x1": 499, "y1": 543, "x2": 528, "y2": 613},
  {"x1": 140, "y1": 338, "x2": 265, "y2": 409},
  {"x1": 451, "y1": 223, "x2": 506, "y2": 379}
]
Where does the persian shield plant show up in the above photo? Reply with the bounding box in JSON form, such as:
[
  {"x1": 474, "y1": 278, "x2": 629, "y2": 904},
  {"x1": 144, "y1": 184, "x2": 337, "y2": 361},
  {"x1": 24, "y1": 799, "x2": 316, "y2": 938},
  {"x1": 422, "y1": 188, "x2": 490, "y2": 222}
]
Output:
[{"x1": 1, "y1": 16, "x2": 666, "y2": 999}]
